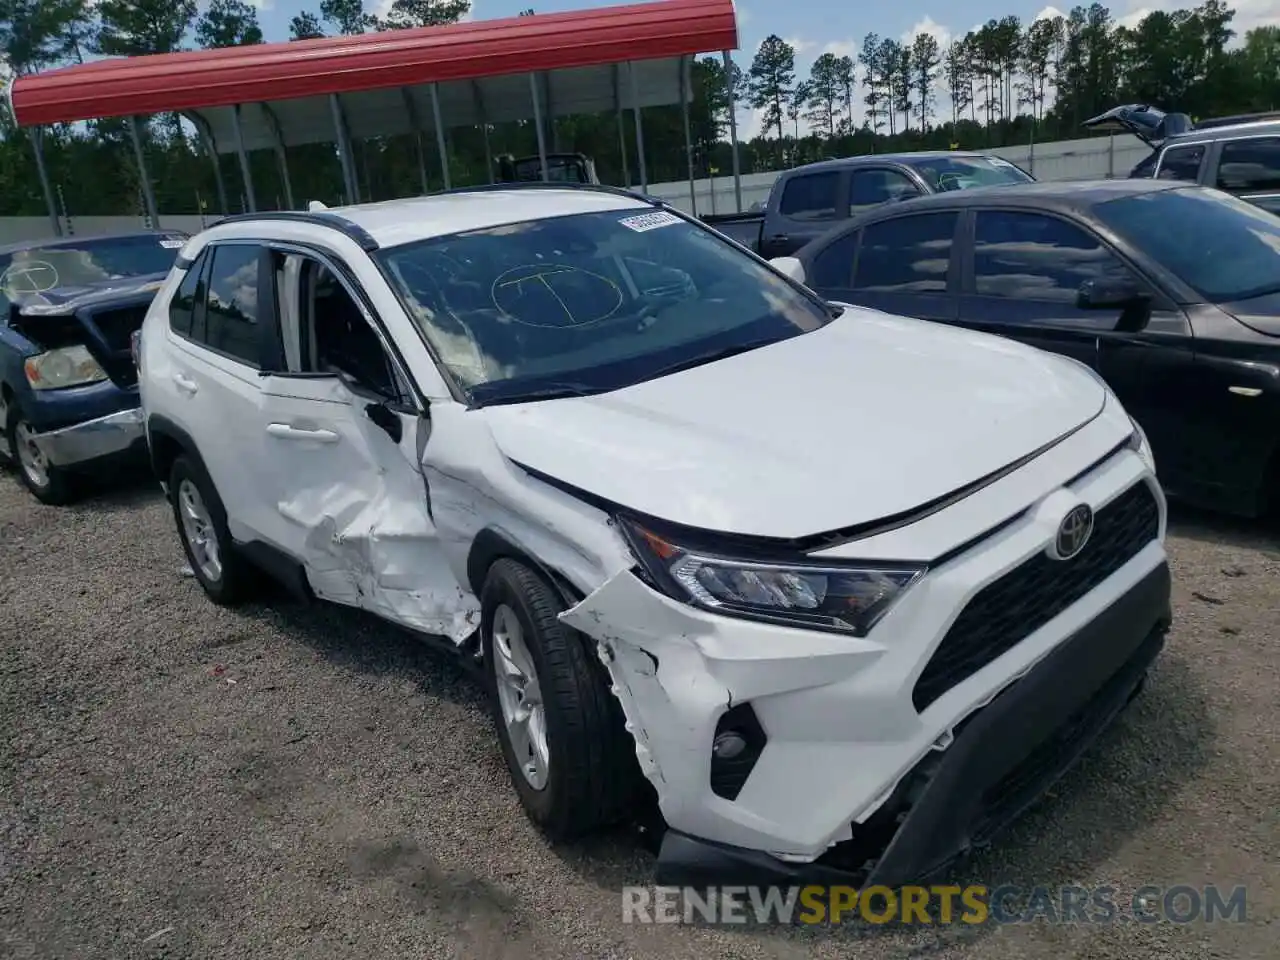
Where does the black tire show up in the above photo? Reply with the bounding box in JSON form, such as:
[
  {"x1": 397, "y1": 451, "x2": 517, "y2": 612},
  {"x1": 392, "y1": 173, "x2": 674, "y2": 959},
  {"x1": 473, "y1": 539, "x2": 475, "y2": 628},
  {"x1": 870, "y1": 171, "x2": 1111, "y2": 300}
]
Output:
[
  {"x1": 169, "y1": 454, "x2": 253, "y2": 606},
  {"x1": 5, "y1": 404, "x2": 74, "y2": 505},
  {"x1": 480, "y1": 558, "x2": 638, "y2": 841}
]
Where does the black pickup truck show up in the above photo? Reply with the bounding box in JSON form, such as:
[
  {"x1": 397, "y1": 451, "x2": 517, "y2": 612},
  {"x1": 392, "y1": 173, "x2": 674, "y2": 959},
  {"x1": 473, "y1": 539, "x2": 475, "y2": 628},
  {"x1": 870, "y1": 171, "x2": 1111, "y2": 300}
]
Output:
[
  {"x1": 699, "y1": 151, "x2": 1035, "y2": 257},
  {"x1": 1086, "y1": 103, "x2": 1280, "y2": 214}
]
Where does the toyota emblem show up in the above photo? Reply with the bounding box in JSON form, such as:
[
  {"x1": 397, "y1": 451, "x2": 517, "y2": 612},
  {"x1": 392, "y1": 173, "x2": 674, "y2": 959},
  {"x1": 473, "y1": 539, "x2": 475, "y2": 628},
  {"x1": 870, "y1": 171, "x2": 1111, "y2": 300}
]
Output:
[{"x1": 1053, "y1": 504, "x2": 1094, "y2": 561}]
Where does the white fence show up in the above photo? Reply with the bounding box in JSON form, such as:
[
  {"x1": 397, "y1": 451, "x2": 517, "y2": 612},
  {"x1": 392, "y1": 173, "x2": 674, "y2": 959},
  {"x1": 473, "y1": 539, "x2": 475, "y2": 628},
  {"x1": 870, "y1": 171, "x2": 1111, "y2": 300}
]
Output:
[{"x1": 0, "y1": 133, "x2": 1151, "y2": 245}]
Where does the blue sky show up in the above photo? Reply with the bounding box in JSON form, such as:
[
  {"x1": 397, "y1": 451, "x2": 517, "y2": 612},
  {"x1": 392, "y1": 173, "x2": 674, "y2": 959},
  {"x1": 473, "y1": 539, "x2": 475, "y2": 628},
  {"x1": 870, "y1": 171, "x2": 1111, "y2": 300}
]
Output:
[{"x1": 251, "y1": 0, "x2": 1277, "y2": 136}]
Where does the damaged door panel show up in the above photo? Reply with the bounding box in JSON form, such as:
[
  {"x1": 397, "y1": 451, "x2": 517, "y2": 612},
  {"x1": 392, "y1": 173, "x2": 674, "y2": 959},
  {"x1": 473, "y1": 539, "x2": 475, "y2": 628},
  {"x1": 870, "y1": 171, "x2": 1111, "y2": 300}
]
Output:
[
  {"x1": 412, "y1": 403, "x2": 637, "y2": 608},
  {"x1": 255, "y1": 373, "x2": 481, "y2": 641}
]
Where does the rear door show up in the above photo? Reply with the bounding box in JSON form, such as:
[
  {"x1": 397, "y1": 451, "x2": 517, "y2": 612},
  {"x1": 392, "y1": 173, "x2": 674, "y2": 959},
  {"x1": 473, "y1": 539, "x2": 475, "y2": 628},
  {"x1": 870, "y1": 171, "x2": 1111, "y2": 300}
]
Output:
[
  {"x1": 1212, "y1": 135, "x2": 1280, "y2": 214},
  {"x1": 836, "y1": 210, "x2": 960, "y2": 321},
  {"x1": 159, "y1": 241, "x2": 272, "y2": 544},
  {"x1": 760, "y1": 169, "x2": 846, "y2": 258},
  {"x1": 1153, "y1": 143, "x2": 1208, "y2": 183}
]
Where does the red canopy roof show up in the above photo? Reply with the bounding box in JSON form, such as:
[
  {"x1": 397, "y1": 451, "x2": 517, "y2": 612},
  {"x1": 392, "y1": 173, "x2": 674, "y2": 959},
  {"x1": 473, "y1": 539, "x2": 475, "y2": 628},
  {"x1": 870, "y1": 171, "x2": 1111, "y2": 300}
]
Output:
[{"x1": 7, "y1": 0, "x2": 738, "y2": 127}]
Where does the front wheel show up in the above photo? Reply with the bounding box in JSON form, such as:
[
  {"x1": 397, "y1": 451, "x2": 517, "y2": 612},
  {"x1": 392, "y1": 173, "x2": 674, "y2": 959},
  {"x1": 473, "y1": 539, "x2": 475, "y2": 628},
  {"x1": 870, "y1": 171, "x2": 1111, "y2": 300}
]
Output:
[
  {"x1": 5, "y1": 404, "x2": 73, "y2": 505},
  {"x1": 169, "y1": 454, "x2": 253, "y2": 605},
  {"x1": 480, "y1": 558, "x2": 637, "y2": 841}
]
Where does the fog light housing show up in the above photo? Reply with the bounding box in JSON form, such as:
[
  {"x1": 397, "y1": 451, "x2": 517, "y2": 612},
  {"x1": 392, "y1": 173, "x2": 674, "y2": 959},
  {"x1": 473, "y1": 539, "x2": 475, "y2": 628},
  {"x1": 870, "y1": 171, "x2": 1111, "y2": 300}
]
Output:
[
  {"x1": 712, "y1": 731, "x2": 748, "y2": 760},
  {"x1": 710, "y1": 703, "x2": 767, "y2": 800}
]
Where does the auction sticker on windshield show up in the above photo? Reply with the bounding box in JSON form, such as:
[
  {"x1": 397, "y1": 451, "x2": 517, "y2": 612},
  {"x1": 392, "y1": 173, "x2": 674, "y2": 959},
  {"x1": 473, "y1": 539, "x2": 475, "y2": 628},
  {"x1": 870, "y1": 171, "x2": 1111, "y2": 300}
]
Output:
[{"x1": 618, "y1": 211, "x2": 682, "y2": 232}]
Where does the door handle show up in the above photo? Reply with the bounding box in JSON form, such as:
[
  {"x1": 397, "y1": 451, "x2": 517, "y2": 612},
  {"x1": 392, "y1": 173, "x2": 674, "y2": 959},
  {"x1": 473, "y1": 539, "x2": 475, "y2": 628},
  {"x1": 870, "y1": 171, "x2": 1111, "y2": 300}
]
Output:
[
  {"x1": 769, "y1": 234, "x2": 790, "y2": 242},
  {"x1": 172, "y1": 372, "x2": 198, "y2": 395},
  {"x1": 266, "y1": 423, "x2": 339, "y2": 443}
]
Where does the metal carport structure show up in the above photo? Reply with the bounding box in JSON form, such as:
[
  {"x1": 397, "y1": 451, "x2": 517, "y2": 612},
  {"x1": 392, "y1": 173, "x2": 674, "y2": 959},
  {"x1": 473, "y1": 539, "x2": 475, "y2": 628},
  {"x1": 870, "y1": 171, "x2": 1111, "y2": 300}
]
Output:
[{"x1": 4, "y1": 0, "x2": 743, "y2": 236}]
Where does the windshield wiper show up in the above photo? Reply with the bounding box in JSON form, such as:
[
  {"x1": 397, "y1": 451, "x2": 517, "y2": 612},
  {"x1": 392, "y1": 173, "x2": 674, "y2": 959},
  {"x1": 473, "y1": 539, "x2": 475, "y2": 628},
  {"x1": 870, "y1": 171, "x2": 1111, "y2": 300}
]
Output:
[
  {"x1": 472, "y1": 381, "x2": 607, "y2": 407},
  {"x1": 640, "y1": 336, "x2": 785, "y2": 383}
]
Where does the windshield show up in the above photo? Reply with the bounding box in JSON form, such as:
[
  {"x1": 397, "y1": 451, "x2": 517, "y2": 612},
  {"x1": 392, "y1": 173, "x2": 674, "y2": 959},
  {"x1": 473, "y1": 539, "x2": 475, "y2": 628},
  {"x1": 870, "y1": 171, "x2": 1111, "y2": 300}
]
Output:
[
  {"x1": 1093, "y1": 187, "x2": 1280, "y2": 302},
  {"x1": 0, "y1": 234, "x2": 182, "y2": 302},
  {"x1": 908, "y1": 156, "x2": 1034, "y2": 192},
  {"x1": 377, "y1": 208, "x2": 833, "y2": 406}
]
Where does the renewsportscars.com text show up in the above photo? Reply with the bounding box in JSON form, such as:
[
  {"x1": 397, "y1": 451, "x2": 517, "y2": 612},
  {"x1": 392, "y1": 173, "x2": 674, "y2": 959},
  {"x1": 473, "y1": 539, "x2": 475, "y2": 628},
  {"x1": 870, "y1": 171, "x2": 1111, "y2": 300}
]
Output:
[{"x1": 621, "y1": 884, "x2": 1248, "y2": 925}]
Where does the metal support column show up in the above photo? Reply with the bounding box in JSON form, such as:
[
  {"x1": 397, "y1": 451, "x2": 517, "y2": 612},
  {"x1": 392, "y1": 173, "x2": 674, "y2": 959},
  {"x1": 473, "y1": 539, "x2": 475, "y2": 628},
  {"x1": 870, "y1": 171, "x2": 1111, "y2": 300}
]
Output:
[
  {"x1": 429, "y1": 84, "x2": 451, "y2": 191},
  {"x1": 128, "y1": 116, "x2": 161, "y2": 227},
  {"x1": 29, "y1": 127, "x2": 62, "y2": 238},
  {"x1": 329, "y1": 93, "x2": 359, "y2": 203},
  {"x1": 529, "y1": 73, "x2": 549, "y2": 181},
  {"x1": 401, "y1": 88, "x2": 431, "y2": 193},
  {"x1": 613, "y1": 64, "x2": 630, "y2": 187},
  {"x1": 628, "y1": 62, "x2": 648, "y2": 192},
  {"x1": 679, "y1": 56, "x2": 697, "y2": 216},
  {"x1": 261, "y1": 104, "x2": 294, "y2": 209},
  {"x1": 186, "y1": 112, "x2": 229, "y2": 215},
  {"x1": 471, "y1": 81, "x2": 494, "y2": 183},
  {"x1": 230, "y1": 104, "x2": 256, "y2": 212},
  {"x1": 542, "y1": 73, "x2": 561, "y2": 153},
  {"x1": 722, "y1": 50, "x2": 743, "y2": 212}
]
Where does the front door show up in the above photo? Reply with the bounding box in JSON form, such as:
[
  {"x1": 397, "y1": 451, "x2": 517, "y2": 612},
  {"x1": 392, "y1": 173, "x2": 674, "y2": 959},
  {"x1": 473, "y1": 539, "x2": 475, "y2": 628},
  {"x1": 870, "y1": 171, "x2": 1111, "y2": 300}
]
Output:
[
  {"x1": 254, "y1": 251, "x2": 470, "y2": 637},
  {"x1": 954, "y1": 208, "x2": 1144, "y2": 370}
]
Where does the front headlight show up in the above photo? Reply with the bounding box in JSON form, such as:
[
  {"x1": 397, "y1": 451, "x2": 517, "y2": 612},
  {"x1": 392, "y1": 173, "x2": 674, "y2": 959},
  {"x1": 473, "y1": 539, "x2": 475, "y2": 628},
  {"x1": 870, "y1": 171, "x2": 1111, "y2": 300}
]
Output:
[
  {"x1": 24, "y1": 346, "x2": 108, "y2": 390},
  {"x1": 620, "y1": 518, "x2": 924, "y2": 637},
  {"x1": 1127, "y1": 416, "x2": 1155, "y2": 474}
]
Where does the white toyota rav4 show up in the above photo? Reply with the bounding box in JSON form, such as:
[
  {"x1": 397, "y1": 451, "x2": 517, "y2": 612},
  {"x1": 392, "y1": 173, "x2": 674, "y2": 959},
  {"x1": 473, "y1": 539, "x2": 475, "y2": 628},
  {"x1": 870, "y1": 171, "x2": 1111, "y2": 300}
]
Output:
[{"x1": 136, "y1": 185, "x2": 1169, "y2": 888}]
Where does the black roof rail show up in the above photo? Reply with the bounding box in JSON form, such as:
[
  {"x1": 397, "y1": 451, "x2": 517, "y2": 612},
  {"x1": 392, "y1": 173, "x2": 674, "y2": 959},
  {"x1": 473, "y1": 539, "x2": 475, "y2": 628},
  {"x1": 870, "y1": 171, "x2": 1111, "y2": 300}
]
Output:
[
  {"x1": 1196, "y1": 110, "x2": 1280, "y2": 130},
  {"x1": 432, "y1": 181, "x2": 664, "y2": 206},
  {"x1": 210, "y1": 210, "x2": 380, "y2": 251}
]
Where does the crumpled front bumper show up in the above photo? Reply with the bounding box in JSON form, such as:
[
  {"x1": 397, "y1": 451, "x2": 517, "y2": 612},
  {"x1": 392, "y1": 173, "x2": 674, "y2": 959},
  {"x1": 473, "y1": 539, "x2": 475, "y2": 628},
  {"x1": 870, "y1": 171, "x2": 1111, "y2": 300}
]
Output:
[
  {"x1": 654, "y1": 561, "x2": 1170, "y2": 888},
  {"x1": 559, "y1": 437, "x2": 1169, "y2": 883},
  {"x1": 31, "y1": 407, "x2": 146, "y2": 468}
]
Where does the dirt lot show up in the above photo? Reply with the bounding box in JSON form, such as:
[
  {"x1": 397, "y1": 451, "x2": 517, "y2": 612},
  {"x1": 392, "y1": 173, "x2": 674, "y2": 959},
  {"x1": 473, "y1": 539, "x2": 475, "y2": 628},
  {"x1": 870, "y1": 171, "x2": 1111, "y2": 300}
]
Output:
[{"x1": 1, "y1": 466, "x2": 1276, "y2": 959}]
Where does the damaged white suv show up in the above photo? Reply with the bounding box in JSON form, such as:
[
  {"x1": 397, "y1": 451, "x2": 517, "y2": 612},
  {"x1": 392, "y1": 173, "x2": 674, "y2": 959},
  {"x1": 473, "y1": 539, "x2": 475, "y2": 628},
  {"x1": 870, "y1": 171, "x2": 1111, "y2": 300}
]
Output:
[{"x1": 136, "y1": 185, "x2": 1170, "y2": 887}]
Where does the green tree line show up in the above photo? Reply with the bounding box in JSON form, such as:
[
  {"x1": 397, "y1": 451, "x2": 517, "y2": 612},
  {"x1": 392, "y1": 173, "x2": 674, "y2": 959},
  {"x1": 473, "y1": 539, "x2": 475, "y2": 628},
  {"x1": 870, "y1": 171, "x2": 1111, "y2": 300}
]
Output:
[{"x1": 1, "y1": 0, "x2": 1279, "y2": 218}]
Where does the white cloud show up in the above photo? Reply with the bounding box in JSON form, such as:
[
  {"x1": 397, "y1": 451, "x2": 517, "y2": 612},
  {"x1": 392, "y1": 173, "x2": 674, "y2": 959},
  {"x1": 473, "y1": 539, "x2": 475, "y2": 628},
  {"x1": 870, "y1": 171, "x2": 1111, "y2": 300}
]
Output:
[
  {"x1": 1033, "y1": 6, "x2": 1067, "y2": 22},
  {"x1": 902, "y1": 16, "x2": 951, "y2": 48}
]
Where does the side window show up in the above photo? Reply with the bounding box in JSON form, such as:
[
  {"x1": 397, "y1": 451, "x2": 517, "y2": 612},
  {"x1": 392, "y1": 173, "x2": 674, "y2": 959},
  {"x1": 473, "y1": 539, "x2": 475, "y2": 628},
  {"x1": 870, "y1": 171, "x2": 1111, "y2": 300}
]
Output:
[
  {"x1": 200, "y1": 244, "x2": 262, "y2": 366},
  {"x1": 809, "y1": 231, "x2": 859, "y2": 289},
  {"x1": 852, "y1": 213, "x2": 956, "y2": 293},
  {"x1": 1216, "y1": 137, "x2": 1280, "y2": 192},
  {"x1": 973, "y1": 210, "x2": 1134, "y2": 302},
  {"x1": 849, "y1": 169, "x2": 923, "y2": 214},
  {"x1": 301, "y1": 260, "x2": 403, "y2": 401},
  {"x1": 778, "y1": 172, "x2": 839, "y2": 221},
  {"x1": 1156, "y1": 145, "x2": 1204, "y2": 182},
  {"x1": 168, "y1": 251, "x2": 208, "y2": 338}
]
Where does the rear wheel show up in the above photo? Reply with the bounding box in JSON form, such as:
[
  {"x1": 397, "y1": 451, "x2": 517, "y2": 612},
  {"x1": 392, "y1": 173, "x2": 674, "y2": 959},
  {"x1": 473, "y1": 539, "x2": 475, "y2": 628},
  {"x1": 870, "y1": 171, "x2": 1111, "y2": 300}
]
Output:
[
  {"x1": 481, "y1": 558, "x2": 637, "y2": 841},
  {"x1": 5, "y1": 405, "x2": 73, "y2": 505},
  {"x1": 169, "y1": 454, "x2": 253, "y2": 605}
]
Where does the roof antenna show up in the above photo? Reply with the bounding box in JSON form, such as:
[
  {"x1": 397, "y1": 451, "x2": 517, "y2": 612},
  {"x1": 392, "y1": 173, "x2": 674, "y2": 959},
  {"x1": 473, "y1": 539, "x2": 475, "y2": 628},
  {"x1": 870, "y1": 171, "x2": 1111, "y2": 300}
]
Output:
[{"x1": 307, "y1": 200, "x2": 328, "y2": 212}]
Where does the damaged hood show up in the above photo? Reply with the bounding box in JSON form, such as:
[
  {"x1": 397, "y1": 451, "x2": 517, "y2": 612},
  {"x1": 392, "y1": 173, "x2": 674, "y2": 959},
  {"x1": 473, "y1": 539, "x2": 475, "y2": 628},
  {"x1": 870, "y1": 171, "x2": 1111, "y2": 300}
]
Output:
[
  {"x1": 482, "y1": 308, "x2": 1107, "y2": 539},
  {"x1": 11, "y1": 273, "x2": 168, "y2": 316}
]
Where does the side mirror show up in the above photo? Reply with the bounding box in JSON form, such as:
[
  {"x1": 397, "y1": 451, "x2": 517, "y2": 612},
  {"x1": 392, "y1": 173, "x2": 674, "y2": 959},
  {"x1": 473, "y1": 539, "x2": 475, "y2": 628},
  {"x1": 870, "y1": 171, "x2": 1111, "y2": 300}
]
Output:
[
  {"x1": 1077, "y1": 277, "x2": 1148, "y2": 310},
  {"x1": 770, "y1": 256, "x2": 806, "y2": 283}
]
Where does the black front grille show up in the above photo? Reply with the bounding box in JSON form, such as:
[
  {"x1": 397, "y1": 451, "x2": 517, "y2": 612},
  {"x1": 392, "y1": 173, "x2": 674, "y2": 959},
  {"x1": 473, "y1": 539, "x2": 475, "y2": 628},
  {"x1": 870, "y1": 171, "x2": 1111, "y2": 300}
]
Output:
[{"x1": 912, "y1": 482, "x2": 1160, "y2": 712}]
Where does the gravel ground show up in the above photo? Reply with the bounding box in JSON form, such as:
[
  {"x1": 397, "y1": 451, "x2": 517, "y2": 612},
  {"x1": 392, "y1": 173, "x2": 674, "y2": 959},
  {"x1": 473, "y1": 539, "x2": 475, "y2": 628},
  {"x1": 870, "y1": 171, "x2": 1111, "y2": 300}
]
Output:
[{"x1": 1, "y1": 465, "x2": 1276, "y2": 960}]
